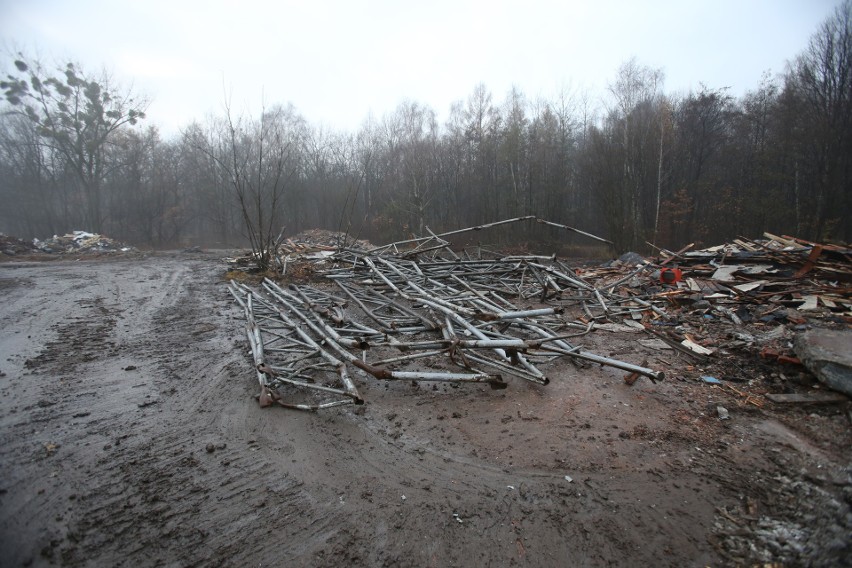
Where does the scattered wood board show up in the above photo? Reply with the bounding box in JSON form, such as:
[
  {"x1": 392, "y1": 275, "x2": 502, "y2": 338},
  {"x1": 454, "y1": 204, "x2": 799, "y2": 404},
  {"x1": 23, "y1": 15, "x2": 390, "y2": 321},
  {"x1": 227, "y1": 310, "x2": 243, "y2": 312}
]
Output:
[{"x1": 765, "y1": 392, "x2": 849, "y2": 404}]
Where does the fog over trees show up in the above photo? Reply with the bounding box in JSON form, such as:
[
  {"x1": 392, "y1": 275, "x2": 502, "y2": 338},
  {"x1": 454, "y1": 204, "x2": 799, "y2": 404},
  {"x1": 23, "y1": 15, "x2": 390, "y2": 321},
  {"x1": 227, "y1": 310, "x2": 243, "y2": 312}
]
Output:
[{"x1": 2, "y1": 2, "x2": 850, "y2": 251}]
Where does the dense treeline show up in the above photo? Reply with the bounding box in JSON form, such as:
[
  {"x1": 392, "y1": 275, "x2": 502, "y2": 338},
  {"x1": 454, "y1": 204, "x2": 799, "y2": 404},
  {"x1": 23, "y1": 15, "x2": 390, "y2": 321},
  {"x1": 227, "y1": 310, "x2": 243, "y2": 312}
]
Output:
[{"x1": 1, "y1": 2, "x2": 849, "y2": 252}]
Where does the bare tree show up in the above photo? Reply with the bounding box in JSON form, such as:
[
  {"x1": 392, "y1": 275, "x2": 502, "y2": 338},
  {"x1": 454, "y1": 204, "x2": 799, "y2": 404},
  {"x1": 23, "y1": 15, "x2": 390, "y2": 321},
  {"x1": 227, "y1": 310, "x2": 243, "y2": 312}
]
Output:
[
  {"x1": 1, "y1": 56, "x2": 147, "y2": 232},
  {"x1": 788, "y1": 0, "x2": 852, "y2": 240},
  {"x1": 187, "y1": 101, "x2": 303, "y2": 270},
  {"x1": 180, "y1": 120, "x2": 241, "y2": 246},
  {"x1": 381, "y1": 101, "x2": 439, "y2": 237},
  {"x1": 225, "y1": 103, "x2": 302, "y2": 270},
  {"x1": 0, "y1": 113, "x2": 64, "y2": 236},
  {"x1": 604, "y1": 58, "x2": 665, "y2": 249},
  {"x1": 499, "y1": 86, "x2": 529, "y2": 221}
]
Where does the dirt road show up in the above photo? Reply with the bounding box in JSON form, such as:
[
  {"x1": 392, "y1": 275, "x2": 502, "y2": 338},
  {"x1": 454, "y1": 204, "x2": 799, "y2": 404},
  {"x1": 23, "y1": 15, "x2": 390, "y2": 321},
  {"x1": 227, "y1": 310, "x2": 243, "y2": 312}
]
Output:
[{"x1": 1, "y1": 254, "x2": 849, "y2": 567}]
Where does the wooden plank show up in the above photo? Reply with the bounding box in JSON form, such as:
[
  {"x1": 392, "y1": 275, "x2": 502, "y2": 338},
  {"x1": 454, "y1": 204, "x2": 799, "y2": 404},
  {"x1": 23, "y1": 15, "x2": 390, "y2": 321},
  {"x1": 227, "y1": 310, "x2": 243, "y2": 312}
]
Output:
[
  {"x1": 734, "y1": 238, "x2": 758, "y2": 252},
  {"x1": 762, "y1": 232, "x2": 803, "y2": 249},
  {"x1": 765, "y1": 392, "x2": 848, "y2": 404},
  {"x1": 681, "y1": 338, "x2": 715, "y2": 355},
  {"x1": 794, "y1": 244, "x2": 823, "y2": 278}
]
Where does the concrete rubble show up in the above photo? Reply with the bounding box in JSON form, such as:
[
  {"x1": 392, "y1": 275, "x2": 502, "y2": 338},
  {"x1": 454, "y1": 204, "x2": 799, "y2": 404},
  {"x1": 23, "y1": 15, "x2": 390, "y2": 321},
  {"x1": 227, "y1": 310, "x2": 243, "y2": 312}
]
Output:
[{"x1": 795, "y1": 329, "x2": 852, "y2": 396}]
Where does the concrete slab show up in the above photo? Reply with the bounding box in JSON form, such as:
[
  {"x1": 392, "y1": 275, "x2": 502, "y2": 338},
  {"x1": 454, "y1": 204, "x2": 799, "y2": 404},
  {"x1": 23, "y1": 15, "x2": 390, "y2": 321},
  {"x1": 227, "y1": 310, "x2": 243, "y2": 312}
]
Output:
[{"x1": 794, "y1": 329, "x2": 852, "y2": 396}]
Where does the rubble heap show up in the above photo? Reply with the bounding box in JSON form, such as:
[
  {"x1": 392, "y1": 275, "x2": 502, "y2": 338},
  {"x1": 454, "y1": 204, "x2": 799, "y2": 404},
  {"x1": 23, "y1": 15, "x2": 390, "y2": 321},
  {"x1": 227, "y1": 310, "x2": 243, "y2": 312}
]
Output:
[
  {"x1": 581, "y1": 234, "x2": 851, "y2": 354},
  {"x1": 33, "y1": 231, "x2": 135, "y2": 254},
  {"x1": 0, "y1": 233, "x2": 39, "y2": 256},
  {"x1": 282, "y1": 228, "x2": 372, "y2": 252},
  {"x1": 226, "y1": 229, "x2": 372, "y2": 273},
  {"x1": 665, "y1": 233, "x2": 850, "y2": 312}
]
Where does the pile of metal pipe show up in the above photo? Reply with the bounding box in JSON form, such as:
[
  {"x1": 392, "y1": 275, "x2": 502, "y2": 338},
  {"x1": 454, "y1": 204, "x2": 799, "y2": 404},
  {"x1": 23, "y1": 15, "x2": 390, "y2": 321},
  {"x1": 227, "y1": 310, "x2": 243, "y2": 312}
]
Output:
[{"x1": 229, "y1": 221, "x2": 667, "y2": 410}]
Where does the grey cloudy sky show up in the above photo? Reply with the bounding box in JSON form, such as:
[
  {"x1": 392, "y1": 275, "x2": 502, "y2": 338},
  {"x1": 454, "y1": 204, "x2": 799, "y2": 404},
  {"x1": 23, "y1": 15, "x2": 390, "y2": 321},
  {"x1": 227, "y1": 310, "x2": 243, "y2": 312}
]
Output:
[{"x1": 0, "y1": 0, "x2": 840, "y2": 135}]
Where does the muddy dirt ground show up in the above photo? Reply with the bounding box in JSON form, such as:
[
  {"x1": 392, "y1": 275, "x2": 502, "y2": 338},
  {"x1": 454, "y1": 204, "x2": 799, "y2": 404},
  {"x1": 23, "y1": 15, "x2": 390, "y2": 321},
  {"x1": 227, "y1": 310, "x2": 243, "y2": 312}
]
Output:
[{"x1": 0, "y1": 253, "x2": 849, "y2": 567}]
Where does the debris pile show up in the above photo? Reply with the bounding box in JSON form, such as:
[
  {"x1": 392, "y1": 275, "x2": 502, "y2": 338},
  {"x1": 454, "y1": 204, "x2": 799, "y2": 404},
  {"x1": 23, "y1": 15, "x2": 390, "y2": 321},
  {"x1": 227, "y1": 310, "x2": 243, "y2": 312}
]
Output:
[
  {"x1": 581, "y1": 234, "x2": 850, "y2": 359},
  {"x1": 0, "y1": 233, "x2": 39, "y2": 256},
  {"x1": 33, "y1": 231, "x2": 135, "y2": 254},
  {"x1": 227, "y1": 229, "x2": 372, "y2": 273},
  {"x1": 665, "y1": 233, "x2": 850, "y2": 316},
  {"x1": 229, "y1": 220, "x2": 851, "y2": 411},
  {"x1": 282, "y1": 228, "x2": 372, "y2": 252},
  {"x1": 582, "y1": 233, "x2": 851, "y2": 401}
]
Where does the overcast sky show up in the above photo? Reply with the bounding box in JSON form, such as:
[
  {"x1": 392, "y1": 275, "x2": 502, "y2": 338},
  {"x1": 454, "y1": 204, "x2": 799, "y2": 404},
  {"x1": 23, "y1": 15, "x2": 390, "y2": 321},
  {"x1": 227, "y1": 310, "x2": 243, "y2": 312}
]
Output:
[{"x1": 0, "y1": 0, "x2": 841, "y2": 136}]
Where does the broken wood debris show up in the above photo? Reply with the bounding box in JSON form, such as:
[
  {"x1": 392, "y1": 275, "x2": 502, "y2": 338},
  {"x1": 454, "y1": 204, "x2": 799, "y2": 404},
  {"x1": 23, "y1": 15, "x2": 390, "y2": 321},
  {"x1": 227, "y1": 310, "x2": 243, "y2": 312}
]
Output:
[{"x1": 764, "y1": 391, "x2": 849, "y2": 404}]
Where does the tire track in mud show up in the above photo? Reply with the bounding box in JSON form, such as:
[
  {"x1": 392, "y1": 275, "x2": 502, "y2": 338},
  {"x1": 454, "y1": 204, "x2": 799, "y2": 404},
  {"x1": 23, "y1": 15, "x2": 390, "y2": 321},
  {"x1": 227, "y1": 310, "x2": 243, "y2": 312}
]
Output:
[
  {"x1": 54, "y1": 263, "x2": 241, "y2": 566},
  {"x1": 30, "y1": 258, "x2": 346, "y2": 568},
  {"x1": 0, "y1": 266, "x2": 142, "y2": 565},
  {"x1": 0, "y1": 257, "x2": 246, "y2": 566}
]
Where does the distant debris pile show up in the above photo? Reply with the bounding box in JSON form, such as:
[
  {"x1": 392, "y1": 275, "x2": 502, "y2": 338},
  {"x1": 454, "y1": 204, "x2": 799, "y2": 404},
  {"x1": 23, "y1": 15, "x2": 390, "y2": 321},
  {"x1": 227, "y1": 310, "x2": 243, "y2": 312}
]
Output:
[
  {"x1": 227, "y1": 229, "x2": 372, "y2": 274},
  {"x1": 0, "y1": 233, "x2": 39, "y2": 256},
  {"x1": 33, "y1": 231, "x2": 135, "y2": 254},
  {"x1": 284, "y1": 229, "x2": 372, "y2": 252}
]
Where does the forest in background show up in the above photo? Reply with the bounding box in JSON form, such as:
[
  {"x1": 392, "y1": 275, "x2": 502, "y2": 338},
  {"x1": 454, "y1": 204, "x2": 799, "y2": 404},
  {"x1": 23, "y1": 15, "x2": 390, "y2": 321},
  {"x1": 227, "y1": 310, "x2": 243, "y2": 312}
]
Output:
[{"x1": 1, "y1": 2, "x2": 849, "y2": 254}]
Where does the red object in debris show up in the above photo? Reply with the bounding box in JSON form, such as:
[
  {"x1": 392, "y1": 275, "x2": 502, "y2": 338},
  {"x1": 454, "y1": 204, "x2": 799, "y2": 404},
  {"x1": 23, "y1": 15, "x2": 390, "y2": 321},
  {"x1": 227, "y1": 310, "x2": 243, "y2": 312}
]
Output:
[
  {"x1": 760, "y1": 347, "x2": 779, "y2": 360},
  {"x1": 659, "y1": 268, "x2": 683, "y2": 284},
  {"x1": 760, "y1": 347, "x2": 802, "y2": 366}
]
